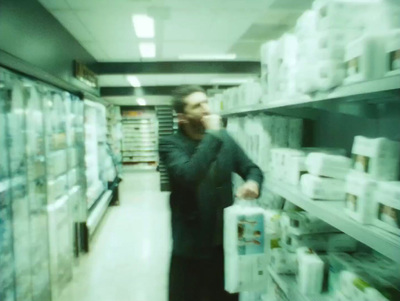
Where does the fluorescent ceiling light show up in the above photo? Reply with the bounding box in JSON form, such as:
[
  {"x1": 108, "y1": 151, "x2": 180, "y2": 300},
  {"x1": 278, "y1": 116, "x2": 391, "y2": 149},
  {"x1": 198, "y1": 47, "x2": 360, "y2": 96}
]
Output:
[
  {"x1": 137, "y1": 98, "x2": 147, "y2": 106},
  {"x1": 210, "y1": 78, "x2": 252, "y2": 85},
  {"x1": 132, "y1": 15, "x2": 154, "y2": 38},
  {"x1": 139, "y1": 42, "x2": 156, "y2": 58},
  {"x1": 126, "y1": 76, "x2": 141, "y2": 87},
  {"x1": 178, "y1": 54, "x2": 237, "y2": 60}
]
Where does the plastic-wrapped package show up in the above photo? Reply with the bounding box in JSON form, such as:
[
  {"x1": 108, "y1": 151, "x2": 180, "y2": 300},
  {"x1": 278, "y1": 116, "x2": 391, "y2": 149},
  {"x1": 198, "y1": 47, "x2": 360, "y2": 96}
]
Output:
[
  {"x1": 257, "y1": 189, "x2": 284, "y2": 210},
  {"x1": 47, "y1": 175, "x2": 68, "y2": 204},
  {"x1": 270, "y1": 248, "x2": 297, "y2": 274},
  {"x1": 344, "y1": 171, "x2": 376, "y2": 224},
  {"x1": 301, "y1": 174, "x2": 346, "y2": 200},
  {"x1": 385, "y1": 30, "x2": 400, "y2": 77},
  {"x1": 283, "y1": 211, "x2": 338, "y2": 235},
  {"x1": 351, "y1": 136, "x2": 400, "y2": 181},
  {"x1": 306, "y1": 153, "x2": 351, "y2": 180},
  {"x1": 48, "y1": 150, "x2": 68, "y2": 177},
  {"x1": 344, "y1": 33, "x2": 387, "y2": 84},
  {"x1": 224, "y1": 202, "x2": 269, "y2": 293},
  {"x1": 281, "y1": 232, "x2": 358, "y2": 253},
  {"x1": 297, "y1": 248, "x2": 325, "y2": 294},
  {"x1": 372, "y1": 181, "x2": 400, "y2": 235},
  {"x1": 295, "y1": 10, "x2": 319, "y2": 39},
  {"x1": 260, "y1": 40, "x2": 279, "y2": 98}
]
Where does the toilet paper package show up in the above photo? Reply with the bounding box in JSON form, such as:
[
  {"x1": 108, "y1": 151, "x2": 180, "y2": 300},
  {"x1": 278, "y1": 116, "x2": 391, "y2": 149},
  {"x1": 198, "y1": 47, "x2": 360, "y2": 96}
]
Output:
[
  {"x1": 344, "y1": 34, "x2": 387, "y2": 85},
  {"x1": 284, "y1": 211, "x2": 338, "y2": 235},
  {"x1": 67, "y1": 168, "x2": 79, "y2": 188},
  {"x1": 306, "y1": 153, "x2": 351, "y2": 180},
  {"x1": 286, "y1": 154, "x2": 306, "y2": 186},
  {"x1": 297, "y1": 248, "x2": 325, "y2": 295},
  {"x1": 272, "y1": 116, "x2": 289, "y2": 148},
  {"x1": 224, "y1": 254, "x2": 268, "y2": 293},
  {"x1": 224, "y1": 202, "x2": 270, "y2": 293},
  {"x1": 344, "y1": 171, "x2": 376, "y2": 224},
  {"x1": 281, "y1": 232, "x2": 358, "y2": 253},
  {"x1": 47, "y1": 175, "x2": 68, "y2": 204},
  {"x1": 260, "y1": 41, "x2": 279, "y2": 98},
  {"x1": 351, "y1": 136, "x2": 400, "y2": 181},
  {"x1": 301, "y1": 174, "x2": 346, "y2": 200},
  {"x1": 68, "y1": 147, "x2": 79, "y2": 168},
  {"x1": 270, "y1": 248, "x2": 297, "y2": 274},
  {"x1": 263, "y1": 209, "x2": 282, "y2": 235},
  {"x1": 295, "y1": 10, "x2": 319, "y2": 39},
  {"x1": 372, "y1": 181, "x2": 400, "y2": 235},
  {"x1": 385, "y1": 30, "x2": 400, "y2": 77},
  {"x1": 313, "y1": 0, "x2": 379, "y2": 31},
  {"x1": 277, "y1": 34, "x2": 298, "y2": 66},
  {"x1": 302, "y1": 147, "x2": 347, "y2": 157},
  {"x1": 258, "y1": 189, "x2": 285, "y2": 210}
]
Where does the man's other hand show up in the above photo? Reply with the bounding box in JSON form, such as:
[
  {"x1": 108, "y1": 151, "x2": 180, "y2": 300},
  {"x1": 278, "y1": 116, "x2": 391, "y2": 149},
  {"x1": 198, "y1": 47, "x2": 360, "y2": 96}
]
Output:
[{"x1": 236, "y1": 180, "x2": 260, "y2": 200}]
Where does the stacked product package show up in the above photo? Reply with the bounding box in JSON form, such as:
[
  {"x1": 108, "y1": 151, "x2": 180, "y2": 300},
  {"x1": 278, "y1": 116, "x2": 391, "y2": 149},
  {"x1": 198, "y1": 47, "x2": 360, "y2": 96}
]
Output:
[
  {"x1": 258, "y1": 0, "x2": 400, "y2": 101},
  {"x1": 345, "y1": 136, "x2": 400, "y2": 236},
  {"x1": 224, "y1": 200, "x2": 270, "y2": 293}
]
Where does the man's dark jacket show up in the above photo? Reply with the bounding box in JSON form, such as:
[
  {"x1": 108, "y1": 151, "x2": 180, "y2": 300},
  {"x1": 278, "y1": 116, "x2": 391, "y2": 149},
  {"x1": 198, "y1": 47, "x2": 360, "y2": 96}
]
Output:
[{"x1": 159, "y1": 129, "x2": 263, "y2": 259}]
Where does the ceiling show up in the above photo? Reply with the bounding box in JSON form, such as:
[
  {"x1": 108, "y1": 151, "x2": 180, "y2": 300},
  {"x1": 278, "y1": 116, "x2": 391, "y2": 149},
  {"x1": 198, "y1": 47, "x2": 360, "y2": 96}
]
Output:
[{"x1": 37, "y1": 0, "x2": 313, "y2": 105}]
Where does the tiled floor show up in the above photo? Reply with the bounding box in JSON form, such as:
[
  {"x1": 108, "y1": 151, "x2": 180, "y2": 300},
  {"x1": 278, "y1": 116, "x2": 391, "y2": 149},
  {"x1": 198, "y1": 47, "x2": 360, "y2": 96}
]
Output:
[{"x1": 58, "y1": 171, "x2": 172, "y2": 301}]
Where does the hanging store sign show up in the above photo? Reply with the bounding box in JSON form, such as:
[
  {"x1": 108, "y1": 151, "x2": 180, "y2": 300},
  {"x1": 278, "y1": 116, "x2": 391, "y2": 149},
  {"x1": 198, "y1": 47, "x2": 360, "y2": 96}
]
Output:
[{"x1": 73, "y1": 60, "x2": 98, "y2": 88}]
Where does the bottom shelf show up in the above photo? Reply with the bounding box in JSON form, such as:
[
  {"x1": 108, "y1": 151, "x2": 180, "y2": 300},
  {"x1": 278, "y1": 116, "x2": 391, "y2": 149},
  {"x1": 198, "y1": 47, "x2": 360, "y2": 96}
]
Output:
[
  {"x1": 87, "y1": 190, "x2": 113, "y2": 237},
  {"x1": 267, "y1": 267, "x2": 332, "y2": 301}
]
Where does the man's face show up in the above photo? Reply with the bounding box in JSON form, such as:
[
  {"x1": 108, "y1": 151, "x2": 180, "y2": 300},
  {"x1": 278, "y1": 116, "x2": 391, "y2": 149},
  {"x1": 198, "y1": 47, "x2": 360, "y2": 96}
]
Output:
[{"x1": 182, "y1": 91, "x2": 210, "y2": 125}]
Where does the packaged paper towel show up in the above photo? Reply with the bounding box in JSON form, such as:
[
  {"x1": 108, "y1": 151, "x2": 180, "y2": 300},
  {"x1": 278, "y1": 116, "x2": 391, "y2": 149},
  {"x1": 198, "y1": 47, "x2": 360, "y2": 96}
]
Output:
[
  {"x1": 344, "y1": 171, "x2": 376, "y2": 224},
  {"x1": 344, "y1": 33, "x2": 387, "y2": 84},
  {"x1": 306, "y1": 152, "x2": 351, "y2": 180},
  {"x1": 284, "y1": 211, "x2": 338, "y2": 235},
  {"x1": 286, "y1": 153, "x2": 307, "y2": 186},
  {"x1": 295, "y1": 10, "x2": 319, "y2": 39},
  {"x1": 385, "y1": 30, "x2": 400, "y2": 77},
  {"x1": 281, "y1": 232, "x2": 358, "y2": 253},
  {"x1": 301, "y1": 174, "x2": 346, "y2": 200},
  {"x1": 351, "y1": 136, "x2": 400, "y2": 181},
  {"x1": 297, "y1": 248, "x2": 325, "y2": 295},
  {"x1": 372, "y1": 181, "x2": 400, "y2": 235},
  {"x1": 270, "y1": 248, "x2": 297, "y2": 274},
  {"x1": 260, "y1": 40, "x2": 279, "y2": 98},
  {"x1": 224, "y1": 202, "x2": 269, "y2": 293}
]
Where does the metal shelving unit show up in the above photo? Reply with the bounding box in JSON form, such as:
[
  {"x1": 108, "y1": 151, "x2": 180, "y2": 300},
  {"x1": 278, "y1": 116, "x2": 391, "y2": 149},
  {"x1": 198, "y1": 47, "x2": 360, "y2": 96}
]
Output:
[
  {"x1": 222, "y1": 75, "x2": 400, "y2": 119},
  {"x1": 156, "y1": 106, "x2": 175, "y2": 191},
  {"x1": 121, "y1": 110, "x2": 159, "y2": 168},
  {"x1": 266, "y1": 179, "x2": 400, "y2": 264},
  {"x1": 267, "y1": 267, "x2": 332, "y2": 301}
]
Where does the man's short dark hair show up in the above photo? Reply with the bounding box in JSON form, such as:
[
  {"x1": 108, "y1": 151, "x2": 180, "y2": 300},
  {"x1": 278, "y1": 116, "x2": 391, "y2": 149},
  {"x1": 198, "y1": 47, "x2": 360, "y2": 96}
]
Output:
[{"x1": 172, "y1": 85, "x2": 206, "y2": 114}]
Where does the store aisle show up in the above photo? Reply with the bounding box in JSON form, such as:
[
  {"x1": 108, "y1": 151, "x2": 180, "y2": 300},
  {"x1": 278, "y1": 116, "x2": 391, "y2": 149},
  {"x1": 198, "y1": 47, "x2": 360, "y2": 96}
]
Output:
[{"x1": 58, "y1": 171, "x2": 172, "y2": 301}]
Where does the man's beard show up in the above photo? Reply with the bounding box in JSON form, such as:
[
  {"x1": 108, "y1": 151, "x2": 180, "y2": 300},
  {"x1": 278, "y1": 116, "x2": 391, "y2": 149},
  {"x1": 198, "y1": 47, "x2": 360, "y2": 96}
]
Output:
[{"x1": 187, "y1": 118, "x2": 205, "y2": 134}]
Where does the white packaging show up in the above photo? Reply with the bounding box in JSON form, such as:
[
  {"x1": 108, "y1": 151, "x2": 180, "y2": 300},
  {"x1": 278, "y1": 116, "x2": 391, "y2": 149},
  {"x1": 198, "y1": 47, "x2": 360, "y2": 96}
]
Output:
[
  {"x1": 224, "y1": 202, "x2": 269, "y2": 255},
  {"x1": 313, "y1": 0, "x2": 378, "y2": 31},
  {"x1": 255, "y1": 115, "x2": 273, "y2": 172},
  {"x1": 344, "y1": 171, "x2": 376, "y2": 224},
  {"x1": 224, "y1": 202, "x2": 269, "y2": 293},
  {"x1": 351, "y1": 136, "x2": 400, "y2": 181},
  {"x1": 301, "y1": 174, "x2": 346, "y2": 200},
  {"x1": 385, "y1": 30, "x2": 400, "y2": 77},
  {"x1": 224, "y1": 254, "x2": 268, "y2": 293},
  {"x1": 285, "y1": 211, "x2": 338, "y2": 235},
  {"x1": 295, "y1": 10, "x2": 319, "y2": 39},
  {"x1": 270, "y1": 248, "x2": 297, "y2": 274},
  {"x1": 302, "y1": 147, "x2": 347, "y2": 156},
  {"x1": 306, "y1": 153, "x2": 351, "y2": 180},
  {"x1": 297, "y1": 248, "x2": 325, "y2": 295},
  {"x1": 286, "y1": 154, "x2": 306, "y2": 186},
  {"x1": 372, "y1": 181, "x2": 400, "y2": 235},
  {"x1": 68, "y1": 147, "x2": 79, "y2": 168},
  {"x1": 277, "y1": 34, "x2": 298, "y2": 67},
  {"x1": 281, "y1": 232, "x2": 358, "y2": 253},
  {"x1": 258, "y1": 189, "x2": 284, "y2": 210},
  {"x1": 344, "y1": 34, "x2": 387, "y2": 84}
]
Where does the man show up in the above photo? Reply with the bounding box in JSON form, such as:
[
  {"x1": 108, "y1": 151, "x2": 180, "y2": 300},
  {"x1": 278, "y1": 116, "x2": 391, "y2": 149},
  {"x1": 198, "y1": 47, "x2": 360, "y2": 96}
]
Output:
[{"x1": 159, "y1": 85, "x2": 263, "y2": 301}]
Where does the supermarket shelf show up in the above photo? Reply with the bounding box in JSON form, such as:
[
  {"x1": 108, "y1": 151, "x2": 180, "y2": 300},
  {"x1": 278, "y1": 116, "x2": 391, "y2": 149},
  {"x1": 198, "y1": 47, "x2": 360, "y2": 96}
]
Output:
[
  {"x1": 222, "y1": 76, "x2": 400, "y2": 119},
  {"x1": 266, "y1": 178, "x2": 400, "y2": 264},
  {"x1": 87, "y1": 190, "x2": 113, "y2": 237},
  {"x1": 267, "y1": 267, "x2": 332, "y2": 301}
]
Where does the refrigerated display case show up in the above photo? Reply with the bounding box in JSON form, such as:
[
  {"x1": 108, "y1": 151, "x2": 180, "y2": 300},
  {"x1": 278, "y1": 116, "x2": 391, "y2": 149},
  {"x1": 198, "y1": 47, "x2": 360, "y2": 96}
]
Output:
[{"x1": 0, "y1": 71, "x2": 17, "y2": 301}]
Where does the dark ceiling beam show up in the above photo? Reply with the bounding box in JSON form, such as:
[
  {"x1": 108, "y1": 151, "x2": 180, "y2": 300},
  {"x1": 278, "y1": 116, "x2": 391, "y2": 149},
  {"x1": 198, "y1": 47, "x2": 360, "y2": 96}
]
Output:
[
  {"x1": 92, "y1": 61, "x2": 260, "y2": 75},
  {"x1": 100, "y1": 85, "x2": 235, "y2": 97}
]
